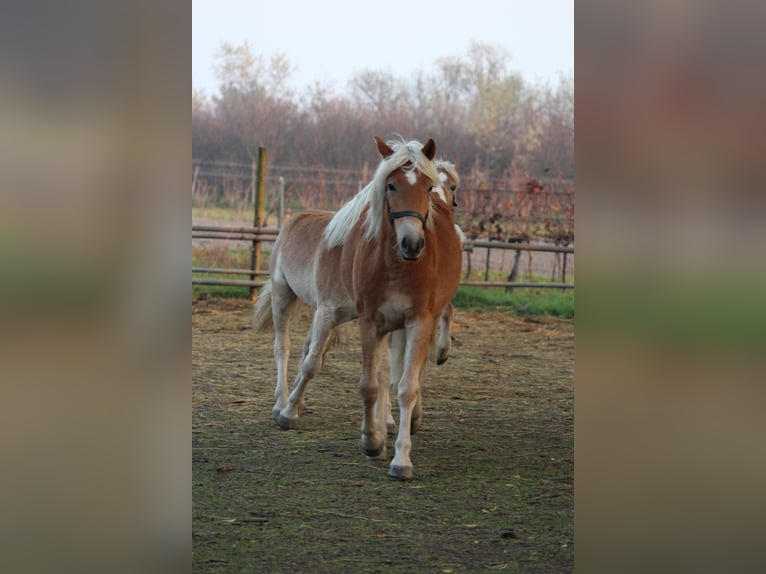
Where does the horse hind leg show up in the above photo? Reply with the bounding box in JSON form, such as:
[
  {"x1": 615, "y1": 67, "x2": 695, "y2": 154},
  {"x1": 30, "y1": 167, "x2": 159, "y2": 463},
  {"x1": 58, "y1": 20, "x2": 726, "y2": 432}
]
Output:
[
  {"x1": 385, "y1": 330, "x2": 406, "y2": 435},
  {"x1": 434, "y1": 303, "x2": 454, "y2": 365},
  {"x1": 271, "y1": 281, "x2": 299, "y2": 423},
  {"x1": 276, "y1": 306, "x2": 336, "y2": 430},
  {"x1": 358, "y1": 318, "x2": 388, "y2": 459},
  {"x1": 289, "y1": 324, "x2": 339, "y2": 418}
]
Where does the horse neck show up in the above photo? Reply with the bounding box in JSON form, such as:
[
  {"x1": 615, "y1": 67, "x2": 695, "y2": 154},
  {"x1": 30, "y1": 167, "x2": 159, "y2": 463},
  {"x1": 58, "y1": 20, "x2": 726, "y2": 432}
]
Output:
[{"x1": 430, "y1": 197, "x2": 455, "y2": 228}]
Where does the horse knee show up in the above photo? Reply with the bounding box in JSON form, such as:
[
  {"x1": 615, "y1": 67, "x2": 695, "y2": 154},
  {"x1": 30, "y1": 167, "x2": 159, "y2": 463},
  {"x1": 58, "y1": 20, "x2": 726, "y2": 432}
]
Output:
[
  {"x1": 397, "y1": 381, "x2": 419, "y2": 405},
  {"x1": 359, "y1": 379, "x2": 378, "y2": 404}
]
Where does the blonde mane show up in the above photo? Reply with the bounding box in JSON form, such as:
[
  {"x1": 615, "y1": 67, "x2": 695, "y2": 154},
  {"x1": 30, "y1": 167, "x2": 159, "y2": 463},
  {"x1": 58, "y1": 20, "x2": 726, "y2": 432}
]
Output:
[
  {"x1": 434, "y1": 158, "x2": 459, "y2": 205},
  {"x1": 324, "y1": 138, "x2": 440, "y2": 248},
  {"x1": 435, "y1": 159, "x2": 460, "y2": 189}
]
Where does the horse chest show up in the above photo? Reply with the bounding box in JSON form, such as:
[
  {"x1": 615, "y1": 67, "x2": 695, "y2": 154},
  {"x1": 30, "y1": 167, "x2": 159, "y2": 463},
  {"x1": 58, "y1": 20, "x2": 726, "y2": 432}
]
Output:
[{"x1": 372, "y1": 292, "x2": 414, "y2": 332}]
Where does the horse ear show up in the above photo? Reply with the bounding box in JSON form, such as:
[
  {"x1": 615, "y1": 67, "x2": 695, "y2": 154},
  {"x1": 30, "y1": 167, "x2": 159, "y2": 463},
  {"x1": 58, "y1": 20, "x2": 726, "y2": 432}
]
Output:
[
  {"x1": 374, "y1": 136, "x2": 394, "y2": 159},
  {"x1": 422, "y1": 138, "x2": 436, "y2": 161}
]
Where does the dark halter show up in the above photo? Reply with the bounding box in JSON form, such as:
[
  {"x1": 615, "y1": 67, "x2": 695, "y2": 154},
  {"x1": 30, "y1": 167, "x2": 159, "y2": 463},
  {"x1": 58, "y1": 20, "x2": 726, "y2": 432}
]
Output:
[{"x1": 385, "y1": 195, "x2": 428, "y2": 229}]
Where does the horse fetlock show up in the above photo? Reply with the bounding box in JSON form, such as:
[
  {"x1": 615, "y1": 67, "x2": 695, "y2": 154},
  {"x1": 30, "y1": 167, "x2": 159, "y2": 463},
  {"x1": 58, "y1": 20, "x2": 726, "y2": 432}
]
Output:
[
  {"x1": 271, "y1": 404, "x2": 283, "y2": 422},
  {"x1": 361, "y1": 432, "x2": 385, "y2": 458},
  {"x1": 364, "y1": 446, "x2": 387, "y2": 460}
]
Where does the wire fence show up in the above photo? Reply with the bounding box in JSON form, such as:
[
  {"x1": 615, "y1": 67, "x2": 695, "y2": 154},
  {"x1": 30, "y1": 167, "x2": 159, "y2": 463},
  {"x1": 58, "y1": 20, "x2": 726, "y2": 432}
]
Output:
[
  {"x1": 192, "y1": 157, "x2": 574, "y2": 296},
  {"x1": 192, "y1": 160, "x2": 574, "y2": 246}
]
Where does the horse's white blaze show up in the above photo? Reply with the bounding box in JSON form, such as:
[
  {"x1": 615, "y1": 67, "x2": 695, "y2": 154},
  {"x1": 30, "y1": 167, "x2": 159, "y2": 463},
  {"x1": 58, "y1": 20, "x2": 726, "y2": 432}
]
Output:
[
  {"x1": 405, "y1": 170, "x2": 417, "y2": 185},
  {"x1": 433, "y1": 185, "x2": 447, "y2": 203}
]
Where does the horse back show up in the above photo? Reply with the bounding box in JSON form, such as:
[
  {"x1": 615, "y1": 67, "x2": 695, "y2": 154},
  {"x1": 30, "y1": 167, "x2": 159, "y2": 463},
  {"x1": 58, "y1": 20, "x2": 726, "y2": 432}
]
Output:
[{"x1": 272, "y1": 210, "x2": 346, "y2": 308}]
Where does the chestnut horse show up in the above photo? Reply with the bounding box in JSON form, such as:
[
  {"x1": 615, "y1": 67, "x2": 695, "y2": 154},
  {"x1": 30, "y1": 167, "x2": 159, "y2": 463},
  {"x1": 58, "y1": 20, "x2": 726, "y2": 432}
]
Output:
[
  {"x1": 252, "y1": 136, "x2": 462, "y2": 479},
  {"x1": 382, "y1": 158, "x2": 462, "y2": 434}
]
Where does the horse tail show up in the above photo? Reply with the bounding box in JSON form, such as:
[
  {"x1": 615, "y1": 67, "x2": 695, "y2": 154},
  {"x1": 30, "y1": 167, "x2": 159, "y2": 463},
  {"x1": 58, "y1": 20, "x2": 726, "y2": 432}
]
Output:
[{"x1": 251, "y1": 281, "x2": 275, "y2": 333}]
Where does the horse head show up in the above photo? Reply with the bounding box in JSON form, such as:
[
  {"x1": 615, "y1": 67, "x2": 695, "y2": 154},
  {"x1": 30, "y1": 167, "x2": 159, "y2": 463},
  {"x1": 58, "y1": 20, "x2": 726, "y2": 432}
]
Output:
[
  {"x1": 435, "y1": 159, "x2": 460, "y2": 210},
  {"x1": 374, "y1": 136, "x2": 437, "y2": 261}
]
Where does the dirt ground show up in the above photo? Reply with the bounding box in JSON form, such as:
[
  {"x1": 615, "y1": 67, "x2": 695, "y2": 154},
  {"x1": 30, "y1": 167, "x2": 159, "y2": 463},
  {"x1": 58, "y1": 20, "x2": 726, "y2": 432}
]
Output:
[{"x1": 193, "y1": 298, "x2": 574, "y2": 573}]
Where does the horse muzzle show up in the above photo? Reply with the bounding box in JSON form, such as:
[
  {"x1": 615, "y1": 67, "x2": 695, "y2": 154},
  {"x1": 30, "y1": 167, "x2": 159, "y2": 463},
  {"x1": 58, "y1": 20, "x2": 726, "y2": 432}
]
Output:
[{"x1": 398, "y1": 235, "x2": 425, "y2": 261}]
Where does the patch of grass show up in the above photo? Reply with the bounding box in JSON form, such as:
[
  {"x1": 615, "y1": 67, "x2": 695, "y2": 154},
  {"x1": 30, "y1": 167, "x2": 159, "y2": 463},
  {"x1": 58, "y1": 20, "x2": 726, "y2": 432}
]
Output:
[
  {"x1": 192, "y1": 247, "x2": 271, "y2": 300},
  {"x1": 192, "y1": 205, "x2": 252, "y2": 222},
  {"x1": 192, "y1": 281, "x2": 576, "y2": 316},
  {"x1": 454, "y1": 285, "x2": 574, "y2": 318},
  {"x1": 193, "y1": 206, "x2": 279, "y2": 226},
  {"x1": 192, "y1": 283, "x2": 250, "y2": 300},
  {"x1": 192, "y1": 246, "x2": 256, "y2": 269}
]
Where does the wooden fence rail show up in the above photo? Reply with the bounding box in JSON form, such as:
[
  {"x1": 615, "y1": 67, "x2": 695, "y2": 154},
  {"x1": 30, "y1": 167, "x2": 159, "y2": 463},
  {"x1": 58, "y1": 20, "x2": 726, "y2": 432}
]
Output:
[{"x1": 192, "y1": 224, "x2": 574, "y2": 292}]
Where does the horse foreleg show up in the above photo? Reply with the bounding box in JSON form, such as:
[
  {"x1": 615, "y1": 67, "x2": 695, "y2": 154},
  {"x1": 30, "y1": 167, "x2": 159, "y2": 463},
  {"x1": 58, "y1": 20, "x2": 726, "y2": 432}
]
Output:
[
  {"x1": 388, "y1": 328, "x2": 426, "y2": 436},
  {"x1": 390, "y1": 316, "x2": 433, "y2": 480},
  {"x1": 276, "y1": 306, "x2": 335, "y2": 430},
  {"x1": 384, "y1": 330, "x2": 406, "y2": 435},
  {"x1": 358, "y1": 318, "x2": 387, "y2": 459}
]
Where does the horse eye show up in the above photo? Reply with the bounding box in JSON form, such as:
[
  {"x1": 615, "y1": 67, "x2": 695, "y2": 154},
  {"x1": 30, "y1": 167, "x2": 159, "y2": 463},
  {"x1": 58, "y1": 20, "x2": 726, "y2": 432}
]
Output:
[
  {"x1": 451, "y1": 185, "x2": 457, "y2": 191},
  {"x1": 387, "y1": 182, "x2": 395, "y2": 192},
  {"x1": 429, "y1": 185, "x2": 435, "y2": 192}
]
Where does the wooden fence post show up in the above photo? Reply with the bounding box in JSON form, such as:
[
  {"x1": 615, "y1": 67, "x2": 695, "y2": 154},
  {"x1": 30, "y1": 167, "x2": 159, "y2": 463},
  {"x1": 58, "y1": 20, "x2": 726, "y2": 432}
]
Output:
[
  {"x1": 250, "y1": 147, "x2": 267, "y2": 300},
  {"x1": 506, "y1": 249, "x2": 522, "y2": 293},
  {"x1": 561, "y1": 251, "x2": 568, "y2": 292}
]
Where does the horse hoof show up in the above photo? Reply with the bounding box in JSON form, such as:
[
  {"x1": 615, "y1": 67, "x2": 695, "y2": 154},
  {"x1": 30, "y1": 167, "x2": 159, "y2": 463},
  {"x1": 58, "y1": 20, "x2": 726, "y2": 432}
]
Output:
[
  {"x1": 436, "y1": 355, "x2": 448, "y2": 365},
  {"x1": 277, "y1": 414, "x2": 298, "y2": 430},
  {"x1": 388, "y1": 464, "x2": 413, "y2": 480},
  {"x1": 365, "y1": 448, "x2": 387, "y2": 461},
  {"x1": 363, "y1": 444, "x2": 385, "y2": 458}
]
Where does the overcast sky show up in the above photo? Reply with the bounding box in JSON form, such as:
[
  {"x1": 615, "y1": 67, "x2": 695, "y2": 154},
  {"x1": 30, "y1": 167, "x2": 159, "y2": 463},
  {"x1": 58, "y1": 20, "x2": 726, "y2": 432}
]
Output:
[{"x1": 193, "y1": 0, "x2": 573, "y2": 96}]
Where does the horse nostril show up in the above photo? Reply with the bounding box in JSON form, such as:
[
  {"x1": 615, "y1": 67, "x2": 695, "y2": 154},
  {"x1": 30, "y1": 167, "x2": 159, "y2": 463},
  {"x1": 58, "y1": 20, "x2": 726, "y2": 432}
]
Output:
[{"x1": 399, "y1": 236, "x2": 424, "y2": 259}]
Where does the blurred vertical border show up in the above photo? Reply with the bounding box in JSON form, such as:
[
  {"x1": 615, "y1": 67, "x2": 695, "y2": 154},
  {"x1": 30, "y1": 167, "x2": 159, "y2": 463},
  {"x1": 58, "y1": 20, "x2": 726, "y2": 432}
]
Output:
[
  {"x1": 576, "y1": 0, "x2": 766, "y2": 572},
  {"x1": 0, "y1": 1, "x2": 189, "y2": 573}
]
